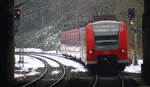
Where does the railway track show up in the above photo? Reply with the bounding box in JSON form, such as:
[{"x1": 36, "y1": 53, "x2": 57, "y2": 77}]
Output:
[
  {"x1": 25, "y1": 53, "x2": 125, "y2": 87},
  {"x1": 118, "y1": 74, "x2": 125, "y2": 87},
  {"x1": 18, "y1": 52, "x2": 139, "y2": 87},
  {"x1": 88, "y1": 74, "x2": 126, "y2": 87},
  {"x1": 22, "y1": 54, "x2": 66, "y2": 87},
  {"x1": 27, "y1": 53, "x2": 95, "y2": 87},
  {"x1": 91, "y1": 75, "x2": 98, "y2": 87},
  {"x1": 22, "y1": 56, "x2": 48, "y2": 87}
]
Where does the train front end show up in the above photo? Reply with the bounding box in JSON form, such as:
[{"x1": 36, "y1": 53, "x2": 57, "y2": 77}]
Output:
[{"x1": 86, "y1": 21, "x2": 128, "y2": 75}]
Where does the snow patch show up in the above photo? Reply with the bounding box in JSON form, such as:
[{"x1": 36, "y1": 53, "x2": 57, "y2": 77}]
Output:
[
  {"x1": 15, "y1": 55, "x2": 45, "y2": 78},
  {"x1": 51, "y1": 70, "x2": 60, "y2": 75},
  {"x1": 30, "y1": 55, "x2": 60, "y2": 68},
  {"x1": 38, "y1": 54, "x2": 88, "y2": 72},
  {"x1": 15, "y1": 48, "x2": 43, "y2": 53},
  {"x1": 124, "y1": 59, "x2": 143, "y2": 73}
]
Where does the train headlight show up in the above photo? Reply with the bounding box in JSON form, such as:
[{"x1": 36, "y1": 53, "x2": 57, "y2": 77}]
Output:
[
  {"x1": 88, "y1": 50, "x2": 94, "y2": 54},
  {"x1": 121, "y1": 49, "x2": 125, "y2": 53}
]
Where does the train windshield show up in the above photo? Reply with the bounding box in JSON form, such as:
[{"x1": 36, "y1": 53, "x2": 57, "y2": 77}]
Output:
[{"x1": 93, "y1": 23, "x2": 119, "y2": 50}]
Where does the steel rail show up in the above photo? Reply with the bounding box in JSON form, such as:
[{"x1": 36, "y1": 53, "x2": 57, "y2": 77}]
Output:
[
  {"x1": 92, "y1": 75, "x2": 98, "y2": 87},
  {"x1": 30, "y1": 54, "x2": 66, "y2": 87},
  {"x1": 22, "y1": 56, "x2": 48, "y2": 87},
  {"x1": 118, "y1": 74, "x2": 125, "y2": 87}
]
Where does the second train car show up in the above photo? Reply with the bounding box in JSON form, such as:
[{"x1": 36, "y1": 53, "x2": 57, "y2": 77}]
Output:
[{"x1": 60, "y1": 20, "x2": 128, "y2": 74}]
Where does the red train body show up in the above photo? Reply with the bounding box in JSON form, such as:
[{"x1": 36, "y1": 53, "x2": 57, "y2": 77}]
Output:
[{"x1": 60, "y1": 20, "x2": 128, "y2": 71}]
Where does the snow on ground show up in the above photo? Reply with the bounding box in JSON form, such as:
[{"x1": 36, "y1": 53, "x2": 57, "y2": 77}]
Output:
[
  {"x1": 31, "y1": 53, "x2": 88, "y2": 73},
  {"x1": 36, "y1": 54, "x2": 88, "y2": 73},
  {"x1": 43, "y1": 50, "x2": 61, "y2": 54},
  {"x1": 15, "y1": 48, "x2": 61, "y2": 54},
  {"x1": 31, "y1": 55, "x2": 60, "y2": 68},
  {"x1": 51, "y1": 70, "x2": 60, "y2": 75},
  {"x1": 15, "y1": 48, "x2": 87, "y2": 78},
  {"x1": 15, "y1": 48, "x2": 43, "y2": 53},
  {"x1": 15, "y1": 55, "x2": 45, "y2": 78},
  {"x1": 15, "y1": 48, "x2": 87, "y2": 73},
  {"x1": 124, "y1": 59, "x2": 143, "y2": 73}
]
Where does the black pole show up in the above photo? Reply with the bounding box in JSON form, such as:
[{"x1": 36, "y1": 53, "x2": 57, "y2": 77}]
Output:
[
  {"x1": 0, "y1": 0, "x2": 15, "y2": 86},
  {"x1": 142, "y1": 0, "x2": 150, "y2": 84}
]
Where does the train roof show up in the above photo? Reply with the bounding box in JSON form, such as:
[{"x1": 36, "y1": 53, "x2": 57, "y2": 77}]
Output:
[{"x1": 92, "y1": 20, "x2": 122, "y2": 25}]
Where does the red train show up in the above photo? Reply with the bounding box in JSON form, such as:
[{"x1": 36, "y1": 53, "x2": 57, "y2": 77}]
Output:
[{"x1": 60, "y1": 20, "x2": 128, "y2": 73}]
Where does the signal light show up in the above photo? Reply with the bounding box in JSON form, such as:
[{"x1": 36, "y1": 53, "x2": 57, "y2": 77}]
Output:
[
  {"x1": 129, "y1": 19, "x2": 134, "y2": 25},
  {"x1": 14, "y1": 9, "x2": 21, "y2": 19},
  {"x1": 16, "y1": 10, "x2": 20, "y2": 15}
]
